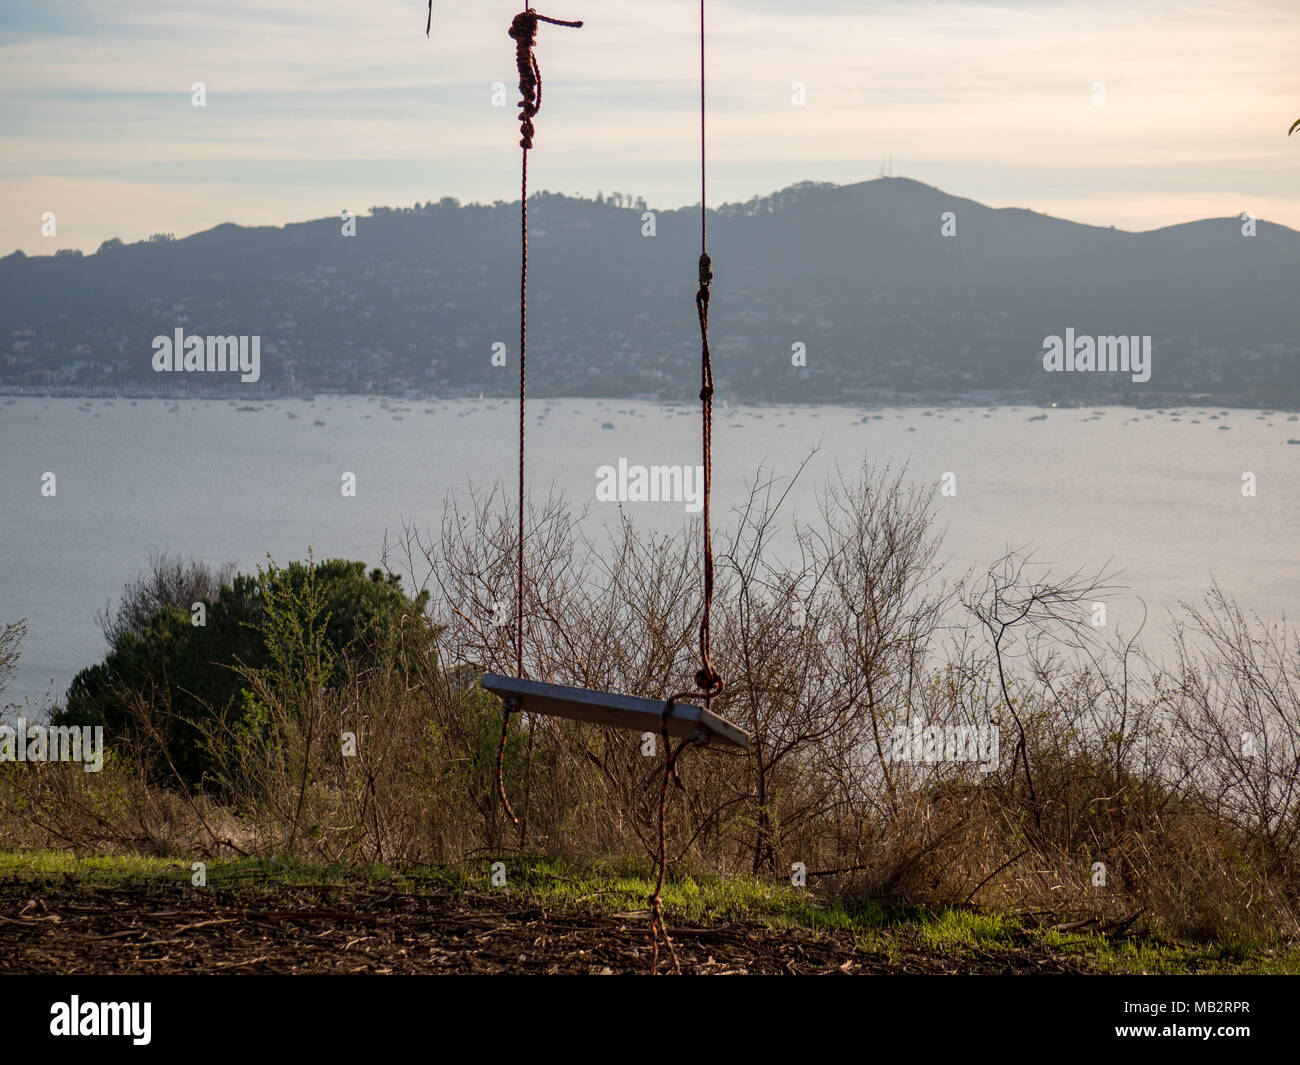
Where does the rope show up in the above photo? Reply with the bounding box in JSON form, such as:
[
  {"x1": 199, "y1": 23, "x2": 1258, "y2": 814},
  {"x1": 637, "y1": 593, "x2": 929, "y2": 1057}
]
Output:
[
  {"x1": 699, "y1": 0, "x2": 707, "y2": 253},
  {"x1": 692, "y1": 0, "x2": 721, "y2": 704},
  {"x1": 648, "y1": 701, "x2": 701, "y2": 974},
  {"x1": 496, "y1": 8, "x2": 583, "y2": 834},
  {"x1": 647, "y1": 0, "x2": 723, "y2": 975},
  {"x1": 694, "y1": 258, "x2": 720, "y2": 698},
  {"x1": 509, "y1": 11, "x2": 584, "y2": 150}
]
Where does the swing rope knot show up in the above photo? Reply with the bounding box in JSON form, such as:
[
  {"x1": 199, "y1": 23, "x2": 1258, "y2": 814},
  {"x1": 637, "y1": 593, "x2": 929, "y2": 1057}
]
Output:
[
  {"x1": 694, "y1": 665, "x2": 722, "y2": 694},
  {"x1": 509, "y1": 9, "x2": 583, "y2": 149}
]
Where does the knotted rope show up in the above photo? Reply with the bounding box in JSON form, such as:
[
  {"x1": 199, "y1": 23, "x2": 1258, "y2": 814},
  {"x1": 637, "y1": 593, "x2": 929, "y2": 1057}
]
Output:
[
  {"x1": 509, "y1": 11, "x2": 583, "y2": 149},
  {"x1": 496, "y1": 9, "x2": 583, "y2": 835},
  {"x1": 647, "y1": 0, "x2": 723, "y2": 975}
]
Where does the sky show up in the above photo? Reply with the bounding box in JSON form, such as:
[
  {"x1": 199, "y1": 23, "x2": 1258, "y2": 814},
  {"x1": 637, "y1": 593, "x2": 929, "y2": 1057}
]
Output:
[{"x1": 1, "y1": 0, "x2": 1298, "y2": 255}]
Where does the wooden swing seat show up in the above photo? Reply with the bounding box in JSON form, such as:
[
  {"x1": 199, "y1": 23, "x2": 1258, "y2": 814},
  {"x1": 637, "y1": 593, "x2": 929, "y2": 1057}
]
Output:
[{"x1": 480, "y1": 673, "x2": 749, "y2": 750}]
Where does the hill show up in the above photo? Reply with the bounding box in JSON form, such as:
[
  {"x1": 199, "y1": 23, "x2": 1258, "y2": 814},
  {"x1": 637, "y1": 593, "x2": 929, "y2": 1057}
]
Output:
[{"x1": 3, "y1": 178, "x2": 1297, "y2": 404}]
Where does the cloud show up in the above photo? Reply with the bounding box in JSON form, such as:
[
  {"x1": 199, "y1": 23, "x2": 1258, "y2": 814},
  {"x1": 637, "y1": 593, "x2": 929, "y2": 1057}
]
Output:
[{"x1": 3, "y1": 0, "x2": 1299, "y2": 252}]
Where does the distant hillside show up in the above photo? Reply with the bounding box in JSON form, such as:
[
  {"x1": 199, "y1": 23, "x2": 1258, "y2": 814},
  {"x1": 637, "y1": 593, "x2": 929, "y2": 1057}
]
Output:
[{"x1": 2, "y1": 178, "x2": 1297, "y2": 404}]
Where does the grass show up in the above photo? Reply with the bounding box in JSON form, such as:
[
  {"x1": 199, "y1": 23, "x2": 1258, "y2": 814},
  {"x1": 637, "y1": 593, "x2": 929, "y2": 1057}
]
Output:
[{"x1": 3, "y1": 848, "x2": 1297, "y2": 974}]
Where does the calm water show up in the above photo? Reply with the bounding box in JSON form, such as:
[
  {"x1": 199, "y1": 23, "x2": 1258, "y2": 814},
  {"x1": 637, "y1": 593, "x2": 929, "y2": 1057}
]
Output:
[{"x1": 2, "y1": 396, "x2": 1297, "y2": 707}]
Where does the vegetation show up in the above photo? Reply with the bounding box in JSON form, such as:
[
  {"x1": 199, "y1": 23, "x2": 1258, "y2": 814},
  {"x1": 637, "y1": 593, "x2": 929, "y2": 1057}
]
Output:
[
  {"x1": 53, "y1": 552, "x2": 428, "y2": 787},
  {"x1": 3, "y1": 465, "x2": 1300, "y2": 963},
  {"x1": 2, "y1": 850, "x2": 1295, "y2": 974}
]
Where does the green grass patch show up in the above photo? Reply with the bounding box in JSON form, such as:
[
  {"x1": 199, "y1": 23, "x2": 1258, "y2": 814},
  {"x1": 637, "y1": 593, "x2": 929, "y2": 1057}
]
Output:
[
  {"x1": 0, "y1": 849, "x2": 189, "y2": 883},
  {"x1": 916, "y1": 907, "x2": 1012, "y2": 951},
  {"x1": 2, "y1": 848, "x2": 1295, "y2": 973}
]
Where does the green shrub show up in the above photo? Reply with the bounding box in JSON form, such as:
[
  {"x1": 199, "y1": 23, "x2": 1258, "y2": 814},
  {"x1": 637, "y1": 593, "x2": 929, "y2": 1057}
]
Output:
[{"x1": 55, "y1": 555, "x2": 428, "y2": 788}]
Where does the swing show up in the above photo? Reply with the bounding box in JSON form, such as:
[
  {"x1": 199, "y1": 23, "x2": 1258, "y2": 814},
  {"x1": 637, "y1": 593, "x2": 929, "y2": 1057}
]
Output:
[
  {"x1": 480, "y1": 6, "x2": 749, "y2": 754},
  {"x1": 481, "y1": 673, "x2": 749, "y2": 749},
  {"x1": 447, "y1": 4, "x2": 740, "y2": 973}
]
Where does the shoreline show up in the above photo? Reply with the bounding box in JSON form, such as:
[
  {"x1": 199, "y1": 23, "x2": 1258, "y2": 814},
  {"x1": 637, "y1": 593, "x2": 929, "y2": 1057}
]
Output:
[{"x1": 2, "y1": 388, "x2": 1296, "y2": 414}]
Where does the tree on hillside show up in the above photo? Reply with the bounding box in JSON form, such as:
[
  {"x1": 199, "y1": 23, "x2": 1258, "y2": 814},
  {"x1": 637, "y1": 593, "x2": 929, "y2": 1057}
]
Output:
[{"x1": 56, "y1": 555, "x2": 429, "y2": 787}]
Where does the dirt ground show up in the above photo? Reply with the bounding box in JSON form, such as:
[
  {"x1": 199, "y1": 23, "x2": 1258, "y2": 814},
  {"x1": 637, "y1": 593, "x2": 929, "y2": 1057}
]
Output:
[{"x1": 1, "y1": 877, "x2": 1088, "y2": 974}]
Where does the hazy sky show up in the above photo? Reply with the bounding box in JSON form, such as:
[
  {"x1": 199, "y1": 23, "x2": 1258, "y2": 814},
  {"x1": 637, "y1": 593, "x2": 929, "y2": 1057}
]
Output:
[{"x1": 2, "y1": 0, "x2": 1297, "y2": 254}]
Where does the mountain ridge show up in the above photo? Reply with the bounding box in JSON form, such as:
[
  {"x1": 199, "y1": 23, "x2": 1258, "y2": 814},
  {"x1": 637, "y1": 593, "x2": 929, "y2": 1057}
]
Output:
[{"x1": 3, "y1": 177, "x2": 1296, "y2": 404}]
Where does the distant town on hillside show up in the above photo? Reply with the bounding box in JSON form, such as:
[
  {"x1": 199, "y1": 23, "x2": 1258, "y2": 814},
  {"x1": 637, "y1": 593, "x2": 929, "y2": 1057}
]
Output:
[{"x1": 3, "y1": 177, "x2": 1297, "y2": 406}]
